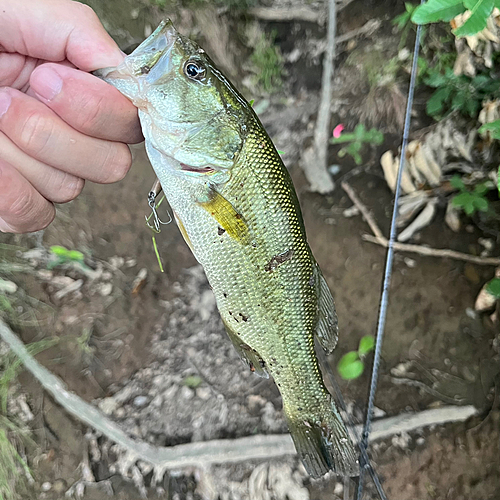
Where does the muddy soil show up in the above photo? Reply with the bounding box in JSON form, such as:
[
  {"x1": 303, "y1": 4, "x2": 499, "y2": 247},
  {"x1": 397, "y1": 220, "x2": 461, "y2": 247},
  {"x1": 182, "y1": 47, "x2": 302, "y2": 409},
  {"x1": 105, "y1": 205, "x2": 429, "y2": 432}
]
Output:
[{"x1": 1, "y1": 1, "x2": 499, "y2": 499}]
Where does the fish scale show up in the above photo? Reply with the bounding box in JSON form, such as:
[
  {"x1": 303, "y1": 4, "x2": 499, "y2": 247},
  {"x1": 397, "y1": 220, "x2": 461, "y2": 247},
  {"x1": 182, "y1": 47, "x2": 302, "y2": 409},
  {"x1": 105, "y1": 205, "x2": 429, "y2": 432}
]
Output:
[{"x1": 95, "y1": 19, "x2": 359, "y2": 478}]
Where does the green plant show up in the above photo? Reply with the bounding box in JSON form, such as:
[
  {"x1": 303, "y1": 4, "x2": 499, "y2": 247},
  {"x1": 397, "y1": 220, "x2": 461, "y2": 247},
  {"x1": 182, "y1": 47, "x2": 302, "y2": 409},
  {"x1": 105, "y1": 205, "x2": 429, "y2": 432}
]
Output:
[
  {"x1": 486, "y1": 277, "x2": 500, "y2": 297},
  {"x1": 183, "y1": 375, "x2": 203, "y2": 389},
  {"x1": 337, "y1": 335, "x2": 375, "y2": 380},
  {"x1": 412, "y1": 0, "x2": 499, "y2": 38},
  {"x1": 424, "y1": 68, "x2": 500, "y2": 118},
  {"x1": 47, "y1": 245, "x2": 85, "y2": 270},
  {"x1": 450, "y1": 175, "x2": 495, "y2": 215},
  {"x1": 393, "y1": 2, "x2": 426, "y2": 47},
  {"x1": 479, "y1": 121, "x2": 500, "y2": 194},
  {"x1": 250, "y1": 30, "x2": 284, "y2": 94},
  {"x1": 330, "y1": 124, "x2": 384, "y2": 165}
]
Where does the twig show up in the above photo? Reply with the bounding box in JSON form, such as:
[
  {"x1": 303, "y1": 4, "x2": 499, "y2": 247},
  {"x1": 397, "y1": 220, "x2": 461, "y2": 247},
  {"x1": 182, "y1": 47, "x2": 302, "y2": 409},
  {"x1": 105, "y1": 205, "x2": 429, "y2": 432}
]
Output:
[
  {"x1": 341, "y1": 182, "x2": 384, "y2": 239},
  {"x1": 341, "y1": 181, "x2": 500, "y2": 266},
  {"x1": 0, "y1": 318, "x2": 478, "y2": 473},
  {"x1": 335, "y1": 19, "x2": 381, "y2": 45},
  {"x1": 363, "y1": 235, "x2": 500, "y2": 266}
]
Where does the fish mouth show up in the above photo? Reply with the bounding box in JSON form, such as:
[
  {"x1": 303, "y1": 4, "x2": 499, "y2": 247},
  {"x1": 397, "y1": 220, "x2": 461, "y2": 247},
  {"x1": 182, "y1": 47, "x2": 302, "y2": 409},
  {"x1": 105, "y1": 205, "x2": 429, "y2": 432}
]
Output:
[{"x1": 93, "y1": 20, "x2": 178, "y2": 101}]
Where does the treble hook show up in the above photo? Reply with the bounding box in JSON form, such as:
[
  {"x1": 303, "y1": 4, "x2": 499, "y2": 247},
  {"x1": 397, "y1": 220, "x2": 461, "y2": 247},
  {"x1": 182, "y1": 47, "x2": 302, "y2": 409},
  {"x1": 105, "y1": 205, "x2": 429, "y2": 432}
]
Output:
[{"x1": 145, "y1": 179, "x2": 172, "y2": 232}]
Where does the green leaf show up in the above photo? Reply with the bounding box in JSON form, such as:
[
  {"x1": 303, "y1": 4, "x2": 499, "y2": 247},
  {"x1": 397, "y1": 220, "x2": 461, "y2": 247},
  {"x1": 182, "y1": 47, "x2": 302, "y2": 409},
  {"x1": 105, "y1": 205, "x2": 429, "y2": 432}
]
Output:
[
  {"x1": 473, "y1": 196, "x2": 489, "y2": 211},
  {"x1": 277, "y1": 149, "x2": 285, "y2": 155},
  {"x1": 452, "y1": 191, "x2": 473, "y2": 208},
  {"x1": 358, "y1": 335, "x2": 375, "y2": 357},
  {"x1": 249, "y1": 99, "x2": 255, "y2": 107},
  {"x1": 486, "y1": 278, "x2": 500, "y2": 298},
  {"x1": 337, "y1": 352, "x2": 365, "y2": 380},
  {"x1": 412, "y1": 0, "x2": 466, "y2": 24},
  {"x1": 450, "y1": 174, "x2": 465, "y2": 189},
  {"x1": 67, "y1": 250, "x2": 84, "y2": 261},
  {"x1": 183, "y1": 375, "x2": 203, "y2": 388},
  {"x1": 474, "y1": 182, "x2": 492, "y2": 195},
  {"x1": 50, "y1": 245, "x2": 69, "y2": 256},
  {"x1": 454, "y1": 0, "x2": 495, "y2": 37},
  {"x1": 479, "y1": 120, "x2": 500, "y2": 139},
  {"x1": 426, "y1": 87, "x2": 449, "y2": 116}
]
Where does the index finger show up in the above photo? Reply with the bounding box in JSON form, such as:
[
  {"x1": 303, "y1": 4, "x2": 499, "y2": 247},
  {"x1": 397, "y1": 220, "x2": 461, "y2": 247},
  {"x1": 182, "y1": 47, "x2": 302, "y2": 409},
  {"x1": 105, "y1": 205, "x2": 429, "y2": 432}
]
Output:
[{"x1": 0, "y1": 0, "x2": 124, "y2": 71}]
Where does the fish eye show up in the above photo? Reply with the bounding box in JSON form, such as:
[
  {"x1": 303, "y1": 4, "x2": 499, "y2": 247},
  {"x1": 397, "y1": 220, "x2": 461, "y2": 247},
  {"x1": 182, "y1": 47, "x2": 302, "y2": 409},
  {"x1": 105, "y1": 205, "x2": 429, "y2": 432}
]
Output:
[{"x1": 184, "y1": 60, "x2": 206, "y2": 81}]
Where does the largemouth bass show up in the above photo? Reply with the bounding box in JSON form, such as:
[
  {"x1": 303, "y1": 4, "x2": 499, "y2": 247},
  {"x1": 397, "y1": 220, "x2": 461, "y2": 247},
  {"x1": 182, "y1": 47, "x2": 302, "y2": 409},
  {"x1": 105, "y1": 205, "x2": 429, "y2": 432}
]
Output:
[{"x1": 96, "y1": 20, "x2": 358, "y2": 478}]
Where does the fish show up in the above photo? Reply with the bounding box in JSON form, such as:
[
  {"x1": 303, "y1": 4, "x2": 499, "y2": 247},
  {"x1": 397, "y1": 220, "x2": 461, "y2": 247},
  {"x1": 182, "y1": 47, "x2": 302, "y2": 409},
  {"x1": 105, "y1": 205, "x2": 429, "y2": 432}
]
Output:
[{"x1": 95, "y1": 20, "x2": 359, "y2": 478}]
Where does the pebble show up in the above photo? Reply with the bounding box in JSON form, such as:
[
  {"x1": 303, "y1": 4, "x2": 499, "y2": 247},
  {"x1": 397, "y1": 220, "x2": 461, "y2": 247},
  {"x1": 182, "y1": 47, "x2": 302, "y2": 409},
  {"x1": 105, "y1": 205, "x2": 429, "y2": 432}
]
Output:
[
  {"x1": 180, "y1": 385, "x2": 194, "y2": 400},
  {"x1": 133, "y1": 396, "x2": 148, "y2": 407},
  {"x1": 41, "y1": 482, "x2": 52, "y2": 492},
  {"x1": 333, "y1": 482, "x2": 344, "y2": 496},
  {"x1": 404, "y1": 257, "x2": 416, "y2": 268},
  {"x1": 416, "y1": 437, "x2": 425, "y2": 446},
  {"x1": 196, "y1": 387, "x2": 211, "y2": 400},
  {"x1": 98, "y1": 283, "x2": 113, "y2": 297},
  {"x1": 99, "y1": 398, "x2": 119, "y2": 415}
]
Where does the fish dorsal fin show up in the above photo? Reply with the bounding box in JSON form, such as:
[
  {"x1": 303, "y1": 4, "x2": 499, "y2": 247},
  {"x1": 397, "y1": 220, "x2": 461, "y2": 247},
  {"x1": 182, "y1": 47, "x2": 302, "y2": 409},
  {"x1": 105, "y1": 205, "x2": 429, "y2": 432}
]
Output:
[
  {"x1": 314, "y1": 265, "x2": 339, "y2": 354},
  {"x1": 222, "y1": 319, "x2": 269, "y2": 378}
]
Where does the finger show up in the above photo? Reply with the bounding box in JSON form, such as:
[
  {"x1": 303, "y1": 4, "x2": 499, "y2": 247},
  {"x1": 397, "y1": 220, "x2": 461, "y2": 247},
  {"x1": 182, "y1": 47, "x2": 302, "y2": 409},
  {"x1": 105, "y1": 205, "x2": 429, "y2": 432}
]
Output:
[
  {"x1": 0, "y1": 159, "x2": 55, "y2": 234},
  {"x1": 0, "y1": 132, "x2": 84, "y2": 203},
  {"x1": 1, "y1": 0, "x2": 124, "y2": 71},
  {"x1": 30, "y1": 63, "x2": 143, "y2": 144},
  {"x1": 0, "y1": 87, "x2": 131, "y2": 184}
]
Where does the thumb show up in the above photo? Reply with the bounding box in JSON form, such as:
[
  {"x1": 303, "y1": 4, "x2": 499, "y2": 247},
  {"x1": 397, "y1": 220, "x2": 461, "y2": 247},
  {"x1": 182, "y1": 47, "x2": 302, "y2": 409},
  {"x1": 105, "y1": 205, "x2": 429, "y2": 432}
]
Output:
[{"x1": 0, "y1": 0, "x2": 124, "y2": 71}]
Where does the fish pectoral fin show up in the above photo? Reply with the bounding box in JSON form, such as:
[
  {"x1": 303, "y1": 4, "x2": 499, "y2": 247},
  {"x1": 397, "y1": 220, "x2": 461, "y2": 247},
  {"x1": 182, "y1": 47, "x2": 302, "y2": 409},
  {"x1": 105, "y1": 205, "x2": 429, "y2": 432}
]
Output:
[
  {"x1": 198, "y1": 188, "x2": 248, "y2": 243},
  {"x1": 222, "y1": 319, "x2": 269, "y2": 378},
  {"x1": 314, "y1": 266, "x2": 339, "y2": 354}
]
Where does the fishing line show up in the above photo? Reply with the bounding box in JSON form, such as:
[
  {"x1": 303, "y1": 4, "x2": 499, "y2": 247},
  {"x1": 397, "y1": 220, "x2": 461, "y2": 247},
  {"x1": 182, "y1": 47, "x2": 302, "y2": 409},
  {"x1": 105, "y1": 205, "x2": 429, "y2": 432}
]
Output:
[
  {"x1": 355, "y1": 15, "x2": 424, "y2": 500},
  {"x1": 317, "y1": 347, "x2": 387, "y2": 500}
]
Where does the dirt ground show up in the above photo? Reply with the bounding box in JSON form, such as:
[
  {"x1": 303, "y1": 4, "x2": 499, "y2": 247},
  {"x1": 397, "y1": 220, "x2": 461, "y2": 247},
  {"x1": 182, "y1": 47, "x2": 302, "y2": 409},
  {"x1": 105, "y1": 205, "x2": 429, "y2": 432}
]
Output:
[{"x1": 1, "y1": 0, "x2": 499, "y2": 499}]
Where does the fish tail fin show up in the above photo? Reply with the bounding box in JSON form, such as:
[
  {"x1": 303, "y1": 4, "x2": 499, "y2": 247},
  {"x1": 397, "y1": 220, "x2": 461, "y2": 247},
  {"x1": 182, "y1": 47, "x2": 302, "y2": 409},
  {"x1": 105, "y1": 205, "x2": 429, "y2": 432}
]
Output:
[{"x1": 285, "y1": 399, "x2": 359, "y2": 478}]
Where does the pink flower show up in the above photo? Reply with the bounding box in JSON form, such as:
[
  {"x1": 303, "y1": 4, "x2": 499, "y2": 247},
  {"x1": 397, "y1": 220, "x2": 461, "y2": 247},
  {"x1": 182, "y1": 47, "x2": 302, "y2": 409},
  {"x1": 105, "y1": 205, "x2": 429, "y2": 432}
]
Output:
[{"x1": 333, "y1": 124, "x2": 344, "y2": 139}]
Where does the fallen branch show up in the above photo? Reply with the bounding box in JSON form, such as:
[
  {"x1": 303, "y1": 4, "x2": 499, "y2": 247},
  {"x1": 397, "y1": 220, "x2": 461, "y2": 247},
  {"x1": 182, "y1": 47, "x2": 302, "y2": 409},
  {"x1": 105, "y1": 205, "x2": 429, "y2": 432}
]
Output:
[
  {"x1": 247, "y1": 0, "x2": 358, "y2": 24},
  {"x1": 0, "y1": 318, "x2": 478, "y2": 473},
  {"x1": 341, "y1": 181, "x2": 500, "y2": 266}
]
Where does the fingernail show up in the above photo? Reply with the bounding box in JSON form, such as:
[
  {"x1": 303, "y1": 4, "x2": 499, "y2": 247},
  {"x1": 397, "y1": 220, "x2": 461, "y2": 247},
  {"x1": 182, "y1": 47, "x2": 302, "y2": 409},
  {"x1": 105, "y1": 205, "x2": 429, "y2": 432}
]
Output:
[
  {"x1": 0, "y1": 89, "x2": 11, "y2": 118},
  {"x1": 32, "y1": 67, "x2": 63, "y2": 101}
]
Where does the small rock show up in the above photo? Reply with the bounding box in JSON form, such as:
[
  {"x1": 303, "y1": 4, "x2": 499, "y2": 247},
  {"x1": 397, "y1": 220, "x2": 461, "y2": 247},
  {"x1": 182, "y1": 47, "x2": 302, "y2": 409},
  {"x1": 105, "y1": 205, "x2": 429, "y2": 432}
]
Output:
[
  {"x1": 247, "y1": 394, "x2": 266, "y2": 413},
  {"x1": 98, "y1": 282, "x2": 113, "y2": 297},
  {"x1": 333, "y1": 482, "x2": 344, "y2": 496},
  {"x1": 109, "y1": 256, "x2": 125, "y2": 268},
  {"x1": 416, "y1": 437, "x2": 425, "y2": 446},
  {"x1": 180, "y1": 385, "x2": 194, "y2": 400},
  {"x1": 0, "y1": 279, "x2": 17, "y2": 294},
  {"x1": 328, "y1": 164, "x2": 341, "y2": 175},
  {"x1": 133, "y1": 396, "x2": 148, "y2": 407},
  {"x1": 41, "y1": 482, "x2": 52, "y2": 492},
  {"x1": 196, "y1": 387, "x2": 211, "y2": 400},
  {"x1": 115, "y1": 408, "x2": 126, "y2": 418},
  {"x1": 52, "y1": 479, "x2": 66, "y2": 493},
  {"x1": 404, "y1": 257, "x2": 416, "y2": 268},
  {"x1": 392, "y1": 431, "x2": 411, "y2": 449},
  {"x1": 98, "y1": 398, "x2": 119, "y2": 416},
  {"x1": 343, "y1": 205, "x2": 360, "y2": 218}
]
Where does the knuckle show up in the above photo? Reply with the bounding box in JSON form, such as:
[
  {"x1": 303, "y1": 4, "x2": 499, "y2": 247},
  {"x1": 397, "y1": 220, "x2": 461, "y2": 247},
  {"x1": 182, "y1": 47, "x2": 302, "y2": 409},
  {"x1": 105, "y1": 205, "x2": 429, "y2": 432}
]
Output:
[
  {"x1": 54, "y1": 176, "x2": 85, "y2": 203},
  {"x1": 19, "y1": 111, "x2": 53, "y2": 155},
  {"x1": 73, "y1": 2, "x2": 99, "y2": 21},
  {"x1": 78, "y1": 94, "x2": 106, "y2": 132}
]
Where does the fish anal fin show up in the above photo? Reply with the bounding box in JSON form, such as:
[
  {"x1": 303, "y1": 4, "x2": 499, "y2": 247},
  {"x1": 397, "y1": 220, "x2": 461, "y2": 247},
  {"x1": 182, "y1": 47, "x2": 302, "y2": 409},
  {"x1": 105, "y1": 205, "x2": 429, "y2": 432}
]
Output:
[
  {"x1": 198, "y1": 188, "x2": 248, "y2": 243},
  {"x1": 314, "y1": 267, "x2": 339, "y2": 354},
  {"x1": 222, "y1": 319, "x2": 268, "y2": 378}
]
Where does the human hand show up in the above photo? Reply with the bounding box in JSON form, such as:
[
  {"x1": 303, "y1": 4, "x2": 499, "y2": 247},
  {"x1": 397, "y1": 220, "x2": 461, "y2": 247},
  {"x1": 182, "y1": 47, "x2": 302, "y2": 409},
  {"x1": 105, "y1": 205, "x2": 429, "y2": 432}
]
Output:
[{"x1": 0, "y1": 0, "x2": 143, "y2": 233}]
